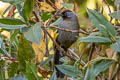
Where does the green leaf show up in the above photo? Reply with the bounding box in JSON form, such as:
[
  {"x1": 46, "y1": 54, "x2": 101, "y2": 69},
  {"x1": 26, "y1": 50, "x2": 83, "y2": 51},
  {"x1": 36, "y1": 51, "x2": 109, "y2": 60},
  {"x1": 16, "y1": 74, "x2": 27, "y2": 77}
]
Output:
[
  {"x1": 17, "y1": 35, "x2": 35, "y2": 72},
  {"x1": 16, "y1": 4, "x2": 24, "y2": 18},
  {"x1": 87, "y1": 8, "x2": 117, "y2": 37},
  {"x1": 2, "y1": 5, "x2": 12, "y2": 17},
  {"x1": 109, "y1": 11, "x2": 120, "y2": 20},
  {"x1": 1, "y1": 0, "x2": 22, "y2": 5},
  {"x1": 0, "y1": 18, "x2": 24, "y2": 25},
  {"x1": 0, "y1": 37, "x2": 10, "y2": 57},
  {"x1": 61, "y1": 3, "x2": 74, "y2": 10},
  {"x1": 8, "y1": 63, "x2": 18, "y2": 78},
  {"x1": 56, "y1": 64, "x2": 82, "y2": 77},
  {"x1": 84, "y1": 57, "x2": 115, "y2": 80},
  {"x1": 0, "y1": 18, "x2": 25, "y2": 29},
  {"x1": 10, "y1": 75, "x2": 28, "y2": 80},
  {"x1": 26, "y1": 61, "x2": 39, "y2": 80},
  {"x1": 41, "y1": 12, "x2": 52, "y2": 21},
  {"x1": 0, "y1": 23, "x2": 25, "y2": 29},
  {"x1": 50, "y1": 69, "x2": 57, "y2": 80},
  {"x1": 24, "y1": 22, "x2": 42, "y2": 44},
  {"x1": 23, "y1": 0, "x2": 34, "y2": 21},
  {"x1": 89, "y1": 32, "x2": 102, "y2": 36},
  {"x1": 50, "y1": 18, "x2": 63, "y2": 26},
  {"x1": 10, "y1": 29, "x2": 19, "y2": 42},
  {"x1": 106, "y1": 0, "x2": 114, "y2": 6},
  {"x1": 84, "y1": 66, "x2": 95, "y2": 80},
  {"x1": 60, "y1": 56, "x2": 68, "y2": 64},
  {"x1": 80, "y1": 36, "x2": 111, "y2": 43},
  {"x1": 0, "y1": 60, "x2": 5, "y2": 80},
  {"x1": 92, "y1": 57, "x2": 115, "y2": 76},
  {"x1": 111, "y1": 39, "x2": 120, "y2": 52},
  {"x1": 20, "y1": 27, "x2": 29, "y2": 33}
]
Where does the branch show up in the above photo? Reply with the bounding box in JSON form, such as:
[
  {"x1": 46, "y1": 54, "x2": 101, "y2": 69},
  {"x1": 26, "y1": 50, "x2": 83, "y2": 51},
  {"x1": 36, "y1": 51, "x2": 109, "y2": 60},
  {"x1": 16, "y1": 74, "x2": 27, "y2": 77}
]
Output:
[
  {"x1": 88, "y1": 43, "x2": 95, "y2": 61},
  {"x1": 34, "y1": 1, "x2": 78, "y2": 61},
  {"x1": 68, "y1": 48, "x2": 80, "y2": 59},
  {"x1": 7, "y1": 5, "x2": 16, "y2": 18},
  {"x1": 34, "y1": 1, "x2": 63, "y2": 51},
  {"x1": 47, "y1": 26, "x2": 89, "y2": 35},
  {"x1": 103, "y1": 0, "x2": 112, "y2": 22},
  {"x1": 1, "y1": 54, "x2": 18, "y2": 63},
  {"x1": 48, "y1": 0, "x2": 59, "y2": 10}
]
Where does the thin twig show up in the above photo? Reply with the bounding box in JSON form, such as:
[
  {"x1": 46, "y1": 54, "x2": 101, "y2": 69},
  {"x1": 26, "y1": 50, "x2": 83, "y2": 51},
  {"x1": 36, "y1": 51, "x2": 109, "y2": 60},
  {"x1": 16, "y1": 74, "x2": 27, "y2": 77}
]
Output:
[
  {"x1": 34, "y1": 1, "x2": 78, "y2": 61},
  {"x1": 103, "y1": 0, "x2": 112, "y2": 22},
  {"x1": 34, "y1": 1, "x2": 59, "y2": 48},
  {"x1": 34, "y1": 1, "x2": 60, "y2": 50},
  {"x1": 88, "y1": 43, "x2": 95, "y2": 61},
  {"x1": 35, "y1": 0, "x2": 89, "y2": 35},
  {"x1": 47, "y1": 26, "x2": 89, "y2": 35},
  {"x1": 44, "y1": 32, "x2": 49, "y2": 57},
  {"x1": 95, "y1": 46, "x2": 103, "y2": 56},
  {"x1": 0, "y1": 38, "x2": 18, "y2": 63},
  {"x1": 45, "y1": 11, "x2": 60, "y2": 26},
  {"x1": 7, "y1": 5, "x2": 16, "y2": 18},
  {"x1": 68, "y1": 48, "x2": 80, "y2": 59},
  {"x1": 103, "y1": 0, "x2": 111, "y2": 13},
  {"x1": 1, "y1": 54, "x2": 18, "y2": 63},
  {"x1": 48, "y1": 0, "x2": 59, "y2": 10},
  {"x1": 111, "y1": 63, "x2": 120, "y2": 80},
  {"x1": 34, "y1": 1, "x2": 63, "y2": 52}
]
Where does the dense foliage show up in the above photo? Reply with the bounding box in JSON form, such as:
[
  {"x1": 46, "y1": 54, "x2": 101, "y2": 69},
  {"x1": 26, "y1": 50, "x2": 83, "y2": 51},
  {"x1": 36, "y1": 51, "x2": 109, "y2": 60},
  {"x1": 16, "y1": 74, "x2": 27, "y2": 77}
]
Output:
[{"x1": 0, "y1": 0, "x2": 120, "y2": 80}]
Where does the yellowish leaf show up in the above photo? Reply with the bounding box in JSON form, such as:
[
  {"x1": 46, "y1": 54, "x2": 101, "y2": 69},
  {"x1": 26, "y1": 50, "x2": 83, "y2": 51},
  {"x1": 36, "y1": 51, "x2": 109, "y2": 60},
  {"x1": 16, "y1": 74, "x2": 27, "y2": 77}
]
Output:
[
  {"x1": 55, "y1": 0, "x2": 63, "y2": 9},
  {"x1": 37, "y1": 65, "x2": 51, "y2": 78},
  {"x1": 39, "y1": 2, "x2": 55, "y2": 12},
  {"x1": 106, "y1": 48, "x2": 118, "y2": 79},
  {"x1": 32, "y1": 33, "x2": 46, "y2": 63},
  {"x1": 1, "y1": 31, "x2": 10, "y2": 39},
  {"x1": 54, "y1": 32, "x2": 59, "y2": 40}
]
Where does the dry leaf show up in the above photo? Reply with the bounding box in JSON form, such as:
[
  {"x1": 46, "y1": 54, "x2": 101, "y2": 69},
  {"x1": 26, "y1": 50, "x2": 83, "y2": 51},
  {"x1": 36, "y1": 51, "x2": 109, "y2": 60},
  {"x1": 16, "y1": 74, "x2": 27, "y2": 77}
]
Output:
[
  {"x1": 73, "y1": 1, "x2": 78, "y2": 13},
  {"x1": 106, "y1": 48, "x2": 117, "y2": 80},
  {"x1": 55, "y1": 0, "x2": 63, "y2": 9},
  {"x1": 1, "y1": 31, "x2": 10, "y2": 39},
  {"x1": 37, "y1": 65, "x2": 51, "y2": 78},
  {"x1": 39, "y1": 2, "x2": 55, "y2": 12},
  {"x1": 7, "y1": 5, "x2": 16, "y2": 18}
]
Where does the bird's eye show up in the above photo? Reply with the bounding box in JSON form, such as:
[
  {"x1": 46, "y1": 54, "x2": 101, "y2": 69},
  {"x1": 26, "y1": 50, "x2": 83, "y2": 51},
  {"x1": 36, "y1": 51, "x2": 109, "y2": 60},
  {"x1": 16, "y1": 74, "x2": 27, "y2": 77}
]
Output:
[{"x1": 61, "y1": 11, "x2": 73, "y2": 18}]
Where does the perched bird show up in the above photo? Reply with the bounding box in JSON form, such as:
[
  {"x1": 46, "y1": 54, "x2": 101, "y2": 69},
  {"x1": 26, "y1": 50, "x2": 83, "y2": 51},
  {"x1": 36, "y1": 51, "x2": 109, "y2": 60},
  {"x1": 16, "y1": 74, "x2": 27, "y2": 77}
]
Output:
[{"x1": 54, "y1": 10, "x2": 80, "y2": 78}]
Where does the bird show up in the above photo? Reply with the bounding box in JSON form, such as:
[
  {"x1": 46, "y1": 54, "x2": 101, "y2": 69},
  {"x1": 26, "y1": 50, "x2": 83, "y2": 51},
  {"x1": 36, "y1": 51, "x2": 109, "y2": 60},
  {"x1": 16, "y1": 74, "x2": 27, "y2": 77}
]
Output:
[{"x1": 54, "y1": 10, "x2": 80, "y2": 78}]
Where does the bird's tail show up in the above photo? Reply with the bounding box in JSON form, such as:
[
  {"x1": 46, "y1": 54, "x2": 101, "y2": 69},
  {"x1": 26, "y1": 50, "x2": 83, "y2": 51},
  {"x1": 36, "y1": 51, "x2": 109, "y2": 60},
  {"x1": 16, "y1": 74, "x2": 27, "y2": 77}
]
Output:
[{"x1": 54, "y1": 48, "x2": 65, "y2": 78}]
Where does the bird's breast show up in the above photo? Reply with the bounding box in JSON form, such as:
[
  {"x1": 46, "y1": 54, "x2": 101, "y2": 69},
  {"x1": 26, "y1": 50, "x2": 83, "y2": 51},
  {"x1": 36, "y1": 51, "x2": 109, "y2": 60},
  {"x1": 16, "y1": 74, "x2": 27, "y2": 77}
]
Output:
[{"x1": 57, "y1": 20, "x2": 79, "y2": 49}]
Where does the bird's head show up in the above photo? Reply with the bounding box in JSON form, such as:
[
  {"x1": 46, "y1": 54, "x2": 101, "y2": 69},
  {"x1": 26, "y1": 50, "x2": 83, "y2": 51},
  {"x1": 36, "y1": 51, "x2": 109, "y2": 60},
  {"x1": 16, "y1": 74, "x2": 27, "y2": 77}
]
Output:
[{"x1": 57, "y1": 10, "x2": 77, "y2": 20}]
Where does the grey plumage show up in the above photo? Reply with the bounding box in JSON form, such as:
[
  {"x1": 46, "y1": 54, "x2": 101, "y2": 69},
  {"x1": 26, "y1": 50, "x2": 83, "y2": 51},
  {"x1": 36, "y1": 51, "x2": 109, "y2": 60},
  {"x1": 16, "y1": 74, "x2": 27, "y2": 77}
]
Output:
[
  {"x1": 57, "y1": 12, "x2": 80, "y2": 49},
  {"x1": 54, "y1": 10, "x2": 80, "y2": 78}
]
